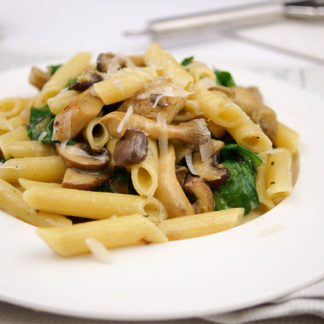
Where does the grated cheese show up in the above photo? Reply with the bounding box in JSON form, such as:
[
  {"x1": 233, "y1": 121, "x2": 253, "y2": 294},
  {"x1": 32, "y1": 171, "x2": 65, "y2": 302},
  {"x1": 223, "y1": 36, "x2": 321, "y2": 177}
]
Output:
[
  {"x1": 85, "y1": 237, "x2": 112, "y2": 264},
  {"x1": 185, "y1": 153, "x2": 197, "y2": 175},
  {"x1": 117, "y1": 105, "x2": 133, "y2": 134},
  {"x1": 37, "y1": 131, "x2": 47, "y2": 143}
]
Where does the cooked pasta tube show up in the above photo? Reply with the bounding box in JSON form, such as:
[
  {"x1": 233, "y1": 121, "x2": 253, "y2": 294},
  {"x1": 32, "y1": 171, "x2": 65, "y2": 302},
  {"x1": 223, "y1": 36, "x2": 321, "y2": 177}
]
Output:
[
  {"x1": 8, "y1": 115, "x2": 25, "y2": 129},
  {"x1": 144, "y1": 43, "x2": 193, "y2": 89},
  {"x1": 37, "y1": 214, "x2": 168, "y2": 257},
  {"x1": 131, "y1": 138, "x2": 158, "y2": 197},
  {"x1": 158, "y1": 208, "x2": 244, "y2": 240},
  {"x1": 227, "y1": 116, "x2": 272, "y2": 153},
  {"x1": 101, "y1": 112, "x2": 210, "y2": 145},
  {"x1": 266, "y1": 148, "x2": 292, "y2": 200},
  {"x1": 47, "y1": 90, "x2": 79, "y2": 115},
  {"x1": 83, "y1": 117, "x2": 109, "y2": 149},
  {"x1": 7, "y1": 141, "x2": 56, "y2": 158},
  {"x1": 273, "y1": 122, "x2": 299, "y2": 154},
  {"x1": 186, "y1": 61, "x2": 216, "y2": 82},
  {"x1": 190, "y1": 87, "x2": 245, "y2": 128},
  {"x1": 0, "y1": 179, "x2": 71, "y2": 227},
  {"x1": 34, "y1": 52, "x2": 91, "y2": 107},
  {"x1": 93, "y1": 67, "x2": 158, "y2": 105},
  {"x1": 53, "y1": 89, "x2": 104, "y2": 142},
  {"x1": 256, "y1": 153, "x2": 275, "y2": 209},
  {"x1": 18, "y1": 178, "x2": 61, "y2": 190},
  {"x1": 23, "y1": 186, "x2": 167, "y2": 220},
  {"x1": 0, "y1": 125, "x2": 31, "y2": 159},
  {"x1": 0, "y1": 97, "x2": 31, "y2": 118},
  {"x1": 0, "y1": 116, "x2": 11, "y2": 134},
  {"x1": 0, "y1": 156, "x2": 67, "y2": 183},
  {"x1": 154, "y1": 144, "x2": 194, "y2": 218}
]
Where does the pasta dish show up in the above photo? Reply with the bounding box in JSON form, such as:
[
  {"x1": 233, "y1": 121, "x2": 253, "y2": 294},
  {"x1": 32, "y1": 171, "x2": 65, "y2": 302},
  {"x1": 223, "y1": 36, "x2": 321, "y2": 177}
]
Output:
[{"x1": 0, "y1": 43, "x2": 299, "y2": 260}]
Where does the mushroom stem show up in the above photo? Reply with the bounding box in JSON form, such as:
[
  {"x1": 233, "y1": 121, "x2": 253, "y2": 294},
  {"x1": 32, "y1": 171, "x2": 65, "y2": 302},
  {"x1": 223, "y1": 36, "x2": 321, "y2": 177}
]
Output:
[
  {"x1": 101, "y1": 112, "x2": 210, "y2": 145},
  {"x1": 54, "y1": 89, "x2": 104, "y2": 142}
]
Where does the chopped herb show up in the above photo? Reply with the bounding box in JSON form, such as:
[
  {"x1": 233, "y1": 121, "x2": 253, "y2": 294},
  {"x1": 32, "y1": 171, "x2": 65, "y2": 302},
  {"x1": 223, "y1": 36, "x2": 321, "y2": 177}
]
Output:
[
  {"x1": 181, "y1": 56, "x2": 194, "y2": 66},
  {"x1": 66, "y1": 77, "x2": 77, "y2": 89},
  {"x1": 0, "y1": 158, "x2": 6, "y2": 163},
  {"x1": 26, "y1": 105, "x2": 75, "y2": 145},
  {"x1": 48, "y1": 64, "x2": 62, "y2": 76},
  {"x1": 270, "y1": 181, "x2": 275, "y2": 185},
  {"x1": 213, "y1": 144, "x2": 262, "y2": 215},
  {"x1": 95, "y1": 168, "x2": 136, "y2": 194},
  {"x1": 214, "y1": 70, "x2": 236, "y2": 87},
  {"x1": 96, "y1": 182, "x2": 116, "y2": 193}
]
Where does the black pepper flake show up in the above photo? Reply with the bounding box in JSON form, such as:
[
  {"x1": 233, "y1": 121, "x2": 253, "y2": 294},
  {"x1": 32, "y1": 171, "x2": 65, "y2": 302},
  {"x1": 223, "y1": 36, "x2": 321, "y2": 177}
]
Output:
[
  {"x1": 271, "y1": 161, "x2": 275, "y2": 166},
  {"x1": 256, "y1": 136, "x2": 260, "y2": 139},
  {"x1": 270, "y1": 181, "x2": 275, "y2": 185},
  {"x1": 55, "y1": 121, "x2": 60, "y2": 126}
]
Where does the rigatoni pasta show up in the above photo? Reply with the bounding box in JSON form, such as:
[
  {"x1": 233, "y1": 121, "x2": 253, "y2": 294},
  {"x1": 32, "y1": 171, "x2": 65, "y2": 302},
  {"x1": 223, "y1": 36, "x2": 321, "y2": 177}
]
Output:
[{"x1": 0, "y1": 44, "x2": 298, "y2": 259}]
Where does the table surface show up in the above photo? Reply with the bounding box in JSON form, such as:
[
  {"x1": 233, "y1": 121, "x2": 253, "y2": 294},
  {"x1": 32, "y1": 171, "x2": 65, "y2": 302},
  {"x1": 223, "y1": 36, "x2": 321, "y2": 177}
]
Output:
[{"x1": 0, "y1": 0, "x2": 323, "y2": 323}]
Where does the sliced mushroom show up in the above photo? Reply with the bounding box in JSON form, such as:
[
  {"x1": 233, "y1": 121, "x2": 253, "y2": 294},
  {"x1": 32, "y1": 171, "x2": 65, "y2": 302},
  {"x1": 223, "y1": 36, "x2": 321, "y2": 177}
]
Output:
[
  {"x1": 232, "y1": 86, "x2": 277, "y2": 142},
  {"x1": 183, "y1": 176, "x2": 214, "y2": 214},
  {"x1": 62, "y1": 167, "x2": 109, "y2": 190},
  {"x1": 175, "y1": 165, "x2": 190, "y2": 188},
  {"x1": 56, "y1": 143, "x2": 110, "y2": 170},
  {"x1": 118, "y1": 78, "x2": 189, "y2": 123},
  {"x1": 70, "y1": 68, "x2": 103, "y2": 91},
  {"x1": 96, "y1": 53, "x2": 127, "y2": 73},
  {"x1": 101, "y1": 112, "x2": 211, "y2": 145},
  {"x1": 54, "y1": 89, "x2": 104, "y2": 142},
  {"x1": 29, "y1": 66, "x2": 50, "y2": 90},
  {"x1": 192, "y1": 140, "x2": 230, "y2": 189},
  {"x1": 114, "y1": 129, "x2": 148, "y2": 167}
]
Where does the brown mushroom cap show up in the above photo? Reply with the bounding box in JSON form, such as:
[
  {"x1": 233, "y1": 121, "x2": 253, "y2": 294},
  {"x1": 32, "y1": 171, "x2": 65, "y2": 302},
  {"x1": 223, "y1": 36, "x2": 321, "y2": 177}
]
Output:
[
  {"x1": 71, "y1": 69, "x2": 103, "y2": 91},
  {"x1": 56, "y1": 143, "x2": 110, "y2": 170},
  {"x1": 184, "y1": 175, "x2": 214, "y2": 214},
  {"x1": 62, "y1": 168, "x2": 109, "y2": 190},
  {"x1": 192, "y1": 150, "x2": 230, "y2": 189},
  {"x1": 114, "y1": 129, "x2": 148, "y2": 167},
  {"x1": 29, "y1": 66, "x2": 50, "y2": 90}
]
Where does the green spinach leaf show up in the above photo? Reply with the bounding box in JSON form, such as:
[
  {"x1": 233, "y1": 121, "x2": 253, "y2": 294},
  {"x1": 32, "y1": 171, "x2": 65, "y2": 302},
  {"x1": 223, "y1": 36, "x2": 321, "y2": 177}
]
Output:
[
  {"x1": 214, "y1": 70, "x2": 236, "y2": 87},
  {"x1": 213, "y1": 144, "x2": 262, "y2": 215},
  {"x1": 181, "y1": 56, "x2": 194, "y2": 66},
  {"x1": 26, "y1": 105, "x2": 75, "y2": 145}
]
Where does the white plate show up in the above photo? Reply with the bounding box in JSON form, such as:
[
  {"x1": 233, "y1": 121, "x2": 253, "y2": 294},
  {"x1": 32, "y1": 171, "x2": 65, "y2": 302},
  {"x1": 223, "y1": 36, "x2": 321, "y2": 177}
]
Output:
[{"x1": 0, "y1": 64, "x2": 323, "y2": 321}]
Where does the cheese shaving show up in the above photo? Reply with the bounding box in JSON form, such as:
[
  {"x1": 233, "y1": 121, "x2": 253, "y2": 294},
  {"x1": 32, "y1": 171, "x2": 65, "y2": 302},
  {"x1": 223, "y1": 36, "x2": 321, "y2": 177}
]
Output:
[
  {"x1": 199, "y1": 139, "x2": 213, "y2": 162},
  {"x1": 157, "y1": 113, "x2": 168, "y2": 156},
  {"x1": 85, "y1": 238, "x2": 112, "y2": 264},
  {"x1": 152, "y1": 94, "x2": 165, "y2": 108},
  {"x1": 37, "y1": 131, "x2": 47, "y2": 143},
  {"x1": 185, "y1": 153, "x2": 197, "y2": 175},
  {"x1": 117, "y1": 105, "x2": 133, "y2": 134}
]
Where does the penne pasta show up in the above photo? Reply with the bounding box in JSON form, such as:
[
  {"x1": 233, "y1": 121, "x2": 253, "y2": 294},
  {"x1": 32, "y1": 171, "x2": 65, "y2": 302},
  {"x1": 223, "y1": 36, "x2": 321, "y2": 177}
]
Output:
[
  {"x1": 158, "y1": 208, "x2": 243, "y2": 240},
  {"x1": 23, "y1": 186, "x2": 167, "y2": 221},
  {"x1": 0, "y1": 156, "x2": 67, "y2": 183},
  {"x1": 37, "y1": 214, "x2": 168, "y2": 257},
  {"x1": 131, "y1": 138, "x2": 158, "y2": 197},
  {"x1": 0, "y1": 179, "x2": 71, "y2": 227},
  {"x1": 34, "y1": 52, "x2": 91, "y2": 107}
]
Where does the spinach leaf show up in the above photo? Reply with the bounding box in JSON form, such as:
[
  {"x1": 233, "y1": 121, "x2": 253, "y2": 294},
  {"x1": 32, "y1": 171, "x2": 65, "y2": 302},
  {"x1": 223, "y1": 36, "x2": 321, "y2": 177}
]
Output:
[
  {"x1": 96, "y1": 168, "x2": 135, "y2": 194},
  {"x1": 0, "y1": 158, "x2": 6, "y2": 163},
  {"x1": 96, "y1": 182, "x2": 116, "y2": 193},
  {"x1": 26, "y1": 105, "x2": 57, "y2": 144},
  {"x1": 181, "y1": 56, "x2": 194, "y2": 66},
  {"x1": 221, "y1": 144, "x2": 262, "y2": 177},
  {"x1": 213, "y1": 144, "x2": 262, "y2": 215},
  {"x1": 48, "y1": 64, "x2": 62, "y2": 76},
  {"x1": 214, "y1": 70, "x2": 236, "y2": 87},
  {"x1": 26, "y1": 105, "x2": 75, "y2": 145}
]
